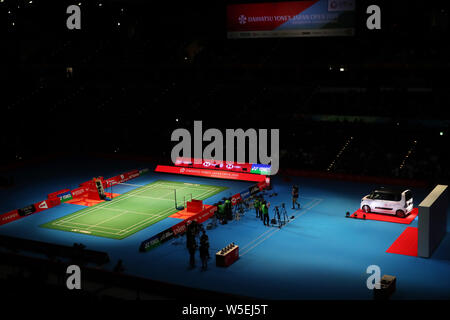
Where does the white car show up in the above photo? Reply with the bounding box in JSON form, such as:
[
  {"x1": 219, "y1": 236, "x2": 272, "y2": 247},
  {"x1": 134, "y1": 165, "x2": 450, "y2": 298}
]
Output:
[{"x1": 360, "y1": 188, "x2": 413, "y2": 218}]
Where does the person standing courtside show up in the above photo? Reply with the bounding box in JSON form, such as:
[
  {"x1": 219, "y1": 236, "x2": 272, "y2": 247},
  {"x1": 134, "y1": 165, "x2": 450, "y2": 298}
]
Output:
[
  {"x1": 254, "y1": 197, "x2": 260, "y2": 218},
  {"x1": 262, "y1": 201, "x2": 270, "y2": 226},
  {"x1": 292, "y1": 185, "x2": 300, "y2": 209},
  {"x1": 199, "y1": 230, "x2": 210, "y2": 270},
  {"x1": 186, "y1": 223, "x2": 197, "y2": 268}
]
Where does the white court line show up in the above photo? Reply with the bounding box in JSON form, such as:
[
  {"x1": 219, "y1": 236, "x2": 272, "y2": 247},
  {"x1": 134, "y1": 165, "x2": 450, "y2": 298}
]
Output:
[
  {"x1": 58, "y1": 183, "x2": 161, "y2": 224},
  {"x1": 87, "y1": 210, "x2": 130, "y2": 230},
  {"x1": 54, "y1": 221, "x2": 122, "y2": 231},
  {"x1": 116, "y1": 187, "x2": 216, "y2": 235},
  {"x1": 55, "y1": 181, "x2": 220, "y2": 236},
  {"x1": 116, "y1": 182, "x2": 146, "y2": 187},
  {"x1": 116, "y1": 186, "x2": 218, "y2": 235},
  {"x1": 124, "y1": 194, "x2": 175, "y2": 201},
  {"x1": 116, "y1": 207, "x2": 176, "y2": 235},
  {"x1": 96, "y1": 206, "x2": 161, "y2": 216},
  {"x1": 56, "y1": 182, "x2": 184, "y2": 231},
  {"x1": 239, "y1": 199, "x2": 316, "y2": 252},
  {"x1": 240, "y1": 198, "x2": 323, "y2": 257}
]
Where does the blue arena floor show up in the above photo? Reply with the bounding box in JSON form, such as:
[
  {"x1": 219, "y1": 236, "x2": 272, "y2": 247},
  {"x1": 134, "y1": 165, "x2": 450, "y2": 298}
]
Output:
[{"x1": 1, "y1": 155, "x2": 449, "y2": 299}]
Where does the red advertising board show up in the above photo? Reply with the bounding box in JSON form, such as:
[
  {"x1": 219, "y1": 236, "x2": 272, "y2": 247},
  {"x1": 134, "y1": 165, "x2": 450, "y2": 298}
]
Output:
[
  {"x1": 47, "y1": 189, "x2": 71, "y2": 199},
  {"x1": 0, "y1": 210, "x2": 20, "y2": 226},
  {"x1": 155, "y1": 165, "x2": 266, "y2": 182},
  {"x1": 33, "y1": 197, "x2": 61, "y2": 213},
  {"x1": 71, "y1": 186, "x2": 88, "y2": 198},
  {"x1": 171, "y1": 205, "x2": 218, "y2": 236},
  {"x1": 175, "y1": 157, "x2": 253, "y2": 174},
  {"x1": 231, "y1": 193, "x2": 242, "y2": 206}
]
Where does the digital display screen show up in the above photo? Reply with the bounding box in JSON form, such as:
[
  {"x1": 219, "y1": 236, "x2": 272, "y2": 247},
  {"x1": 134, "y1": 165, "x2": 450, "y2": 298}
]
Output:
[{"x1": 227, "y1": 0, "x2": 355, "y2": 39}]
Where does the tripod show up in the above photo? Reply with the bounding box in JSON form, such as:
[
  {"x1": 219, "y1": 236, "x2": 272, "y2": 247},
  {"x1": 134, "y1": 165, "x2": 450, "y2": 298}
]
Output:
[
  {"x1": 280, "y1": 203, "x2": 289, "y2": 225},
  {"x1": 272, "y1": 206, "x2": 282, "y2": 228}
]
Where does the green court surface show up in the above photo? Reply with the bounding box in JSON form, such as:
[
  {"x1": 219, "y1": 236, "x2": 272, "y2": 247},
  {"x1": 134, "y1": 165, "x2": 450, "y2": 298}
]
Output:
[{"x1": 41, "y1": 180, "x2": 228, "y2": 239}]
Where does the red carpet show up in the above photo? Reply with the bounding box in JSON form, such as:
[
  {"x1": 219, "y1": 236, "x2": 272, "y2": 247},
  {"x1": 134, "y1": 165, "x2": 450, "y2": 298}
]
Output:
[
  {"x1": 350, "y1": 208, "x2": 418, "y2": 224},
  {"x1": 386, "y1": 227, "x2": 418, "y2": 256},
  {"x1": 169, "y1": 204, "x2": 213, "y2": 219}
]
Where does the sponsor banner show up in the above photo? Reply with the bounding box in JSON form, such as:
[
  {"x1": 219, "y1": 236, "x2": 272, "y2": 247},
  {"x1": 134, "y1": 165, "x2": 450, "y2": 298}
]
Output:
[
  {"x1": 249, "y1": 184, "x2": 260, "y2": 196},
  {"x1": 47, "y1": 197, "x2": 61, "y2": 207},
  {"x1": 71, "y1": 187, "x2": 88, "y2": 198},
  {"x1": 175, "y1": 157, "x2": 254, "y2": 174},
  {"x1": 240, "y1": 190, "x2": 251, "y2": 200},
  {"x1": 231, "y1": 193, "x2": 242, "y2": 206},
  {"x1": 17, "y1": 204, "x2": 36, "y2": 217},
  {"x1": 172, "y1": 221, "x2": 187, "y2": 237},
  {"x1": 250, "y1": 163, "x2": 271, "y2": 175},
  {"x1": 0, "y1": 210, "x2": 20, "y2": 226},
  {"x1": 193, "y1": 206, "x2": 217, "y2": 224},
  {"x1": 48, "y1": 188, "x2": 71, "y2": 199},
  {"x1": 34, "y1": 197, "x2": 62, "y2": 213},
  {"x1": 155, "y1": 165, "x2": 266, "y2": 182},
  {"x1": 105, "y1": 176, "x2": 120, "y2": 187},
  {"x1": 257, "y1": 180, "x2": 267, "y2": 190},
  {"x1": 227, "y1": 0, "x2": 355, "y2": 39},
  {"x1": 34, "y1": 200, "x2": 49, "y2": 213},
  {"x1": 124, "y1": 169, "x2": 140, "y2": 181},
  {"x1": 57, "y1": 190, "x2": 73, "y2": 202},
  {"x1": 141, "y1": 206, "x2": 218, "y2": 252},
  {"x1": 140, "y1": 234, "x2": 163, "y2": 252},
  {"x1": 117, "y1": 170, "x2": 140, "y2": 183}
]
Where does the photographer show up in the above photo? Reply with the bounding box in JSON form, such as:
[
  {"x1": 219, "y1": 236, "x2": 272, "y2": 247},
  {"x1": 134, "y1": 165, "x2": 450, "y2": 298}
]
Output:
[
  {"x1": 292, "y1": 185, "x2": 300, "y2": 209},
  {"x1": 254, "y1": 197, "x2": 261, "y2": 219}
]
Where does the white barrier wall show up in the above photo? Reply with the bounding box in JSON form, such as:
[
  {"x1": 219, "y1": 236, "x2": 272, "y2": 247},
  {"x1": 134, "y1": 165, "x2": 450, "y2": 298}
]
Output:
[{"x1": 418, "y1": 185, "x2": 448, "y2": 258}]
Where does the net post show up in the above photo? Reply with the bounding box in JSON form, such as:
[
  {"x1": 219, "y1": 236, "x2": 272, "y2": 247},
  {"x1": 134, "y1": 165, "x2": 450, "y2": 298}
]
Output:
[{"x1": 174, "y1": 189, "x2": 177, "y2": 209}]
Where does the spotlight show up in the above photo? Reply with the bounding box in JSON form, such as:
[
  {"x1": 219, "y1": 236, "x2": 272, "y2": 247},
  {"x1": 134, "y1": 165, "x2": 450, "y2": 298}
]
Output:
[
  {"x1": 345, "y1": 211, "x2": 350, "y2": 218},
  {"x1": 353, "y1": 213, "x2": 357, "y2": 219},
  {"x1": 363, "y1": 214, "x2": 366, "y2": 220}
]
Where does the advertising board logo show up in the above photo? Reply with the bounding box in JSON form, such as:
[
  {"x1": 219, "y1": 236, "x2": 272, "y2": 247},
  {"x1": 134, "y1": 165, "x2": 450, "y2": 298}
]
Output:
[
  {"x1": 180, "y1": 168, "x2": 186, "y2": 173},
  {"x1": 173, "y1": 224, "x2": 186, "y2": 235},
  {"x1": 238, "y1": 14, "x2": 247, "y2": 25},
  {"x1": 38, "y1": 201, "x2": 48, "y2": 209},
  {"x1": 240, "y1": 190, "x2": 250, "y2": 199}
]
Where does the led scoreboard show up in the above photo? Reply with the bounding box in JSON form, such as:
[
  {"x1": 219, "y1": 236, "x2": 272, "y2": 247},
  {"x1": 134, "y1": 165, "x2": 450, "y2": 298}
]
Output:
[{"x1": 175, "y1": 158, "x2": 271, "y2": 175}]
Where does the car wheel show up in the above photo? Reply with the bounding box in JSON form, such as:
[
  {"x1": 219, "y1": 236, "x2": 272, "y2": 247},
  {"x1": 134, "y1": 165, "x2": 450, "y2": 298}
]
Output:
[
  {"x1": 396, "y1": 210, "x2": 405, "y2": 218},
  {"x1": 362, "y1": 205, "x2": 371, "y2": 213}
]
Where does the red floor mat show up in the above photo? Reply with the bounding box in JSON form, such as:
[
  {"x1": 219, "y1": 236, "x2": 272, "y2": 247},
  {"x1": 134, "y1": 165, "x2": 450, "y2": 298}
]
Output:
[
  {"x1": 350, "y1": 208, "x2": 418, "y2": 224},
  {"x1": 169, "y1": 204, "x2": 214, "y2": 220},
  {"x1": 65, "y1": 193, "x2": 121, "y2": 207},
  {"x1": 386, "y1": 227, "x2": 418, "y2": 256}
]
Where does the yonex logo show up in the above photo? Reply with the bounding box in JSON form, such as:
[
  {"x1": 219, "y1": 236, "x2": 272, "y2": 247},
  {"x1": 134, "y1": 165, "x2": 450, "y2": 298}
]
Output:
[{"x1": 238, "y1": 14, "x2": 247, "y2": 24}]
